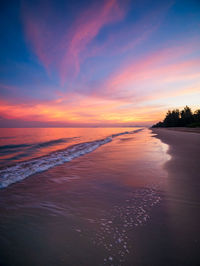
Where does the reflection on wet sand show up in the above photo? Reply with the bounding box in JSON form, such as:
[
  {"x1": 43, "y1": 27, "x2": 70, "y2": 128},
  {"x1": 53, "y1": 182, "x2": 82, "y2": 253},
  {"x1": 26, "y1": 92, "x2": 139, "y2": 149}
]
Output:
[{"x1": 0, "y1": 129, "x2": 170, "y2": 265}]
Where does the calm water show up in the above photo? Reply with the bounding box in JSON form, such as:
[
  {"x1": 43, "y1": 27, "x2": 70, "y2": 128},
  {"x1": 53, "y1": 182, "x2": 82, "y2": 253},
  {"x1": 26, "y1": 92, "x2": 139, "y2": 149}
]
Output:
[
  {"x1": 0, "y1": 128, "x2": 142, "y2": 167},
  {"x1": 0, "y1": 128, "x2": 169, "y2": 265}
]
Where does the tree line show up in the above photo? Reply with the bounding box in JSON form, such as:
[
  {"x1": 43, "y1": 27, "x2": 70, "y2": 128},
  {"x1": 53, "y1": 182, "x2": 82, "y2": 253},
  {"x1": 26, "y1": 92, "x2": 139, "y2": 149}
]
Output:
[{"x1": 152, "y1": 106, "x2": 200, "y2": 128}]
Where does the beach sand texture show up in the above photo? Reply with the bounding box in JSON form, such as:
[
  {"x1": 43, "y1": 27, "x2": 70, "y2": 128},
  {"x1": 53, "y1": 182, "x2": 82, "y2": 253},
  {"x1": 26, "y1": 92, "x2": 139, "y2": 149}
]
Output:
[
  {"x1": 0, "y1": 128, "x2": 199, "y2": 265},
  {"x1": 150, "y1": 128, "x2": 200, "y2": 266}
]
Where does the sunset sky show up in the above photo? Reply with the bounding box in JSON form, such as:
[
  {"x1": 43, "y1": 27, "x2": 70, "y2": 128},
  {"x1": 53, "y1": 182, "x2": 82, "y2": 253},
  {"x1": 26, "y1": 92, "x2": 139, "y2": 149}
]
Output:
[{"x1": 0, "y1": 0, "x2": 200, "y2": 127}]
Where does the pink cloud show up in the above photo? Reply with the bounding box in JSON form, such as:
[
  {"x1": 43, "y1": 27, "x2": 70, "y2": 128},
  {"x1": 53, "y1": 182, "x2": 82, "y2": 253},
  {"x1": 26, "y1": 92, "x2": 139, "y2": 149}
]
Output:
[
  {"x1": 100, "y1": 41, "x2": 200, "y2": 97},
  {"x1": 22, "y1": 2, "x2": 58, "y2": 72},
  {"x1": 22, "y1": 0, "x2": 127, "y2": 85},
  {"x1": 81, "y1": 1, "x2": 173, "y2": 60},
  {"x1": 59, "y1": 0, "x2": 127, "y2": 85}
]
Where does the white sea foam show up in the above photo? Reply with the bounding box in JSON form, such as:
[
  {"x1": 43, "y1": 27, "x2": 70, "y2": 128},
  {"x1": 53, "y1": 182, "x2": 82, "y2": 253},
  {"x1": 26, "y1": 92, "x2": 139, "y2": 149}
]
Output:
[
  {"x1": 86, "y1": 187, "x2": 161, "y2": 265},
  {"x1": 0, "y1": 129, "x2": 142, "y2": 189}
]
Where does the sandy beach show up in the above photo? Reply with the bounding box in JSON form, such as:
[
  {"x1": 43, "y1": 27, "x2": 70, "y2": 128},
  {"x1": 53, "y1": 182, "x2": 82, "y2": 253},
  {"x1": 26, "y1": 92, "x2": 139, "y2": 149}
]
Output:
[
  {"x1": 155, "y1": 127, "x2": 200, "y2": 134},
  {"x1": 149, "y1": 128, "x2": 200, "y2": 265},
  {"x1": 152, "y1": 127, "x2": 200, "y2": 202},
  {"x1": 0, "y1": 128, "x2": 168, "y2": 266},
  {"x1": 1, "y1": 0, "x2": 200, "y2": 264},
  {"x1": 0, "y1": 128, "x2": 199, "y2": 265}
]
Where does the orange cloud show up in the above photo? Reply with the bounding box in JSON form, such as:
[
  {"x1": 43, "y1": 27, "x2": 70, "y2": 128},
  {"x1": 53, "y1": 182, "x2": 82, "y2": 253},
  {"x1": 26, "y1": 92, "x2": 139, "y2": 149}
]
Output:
[
  {"x1": 0, "y1": 94, "x2": 161, "y2": 126},
  {"x1": 1, "y1": 79, "x2": 199, "y2": 127}
]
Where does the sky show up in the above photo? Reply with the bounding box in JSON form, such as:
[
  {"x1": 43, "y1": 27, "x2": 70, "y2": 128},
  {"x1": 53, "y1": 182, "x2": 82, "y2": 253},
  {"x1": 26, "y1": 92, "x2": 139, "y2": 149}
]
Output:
[{"x1": 0, "y1": 0, "x2": 200, "y2": 127}]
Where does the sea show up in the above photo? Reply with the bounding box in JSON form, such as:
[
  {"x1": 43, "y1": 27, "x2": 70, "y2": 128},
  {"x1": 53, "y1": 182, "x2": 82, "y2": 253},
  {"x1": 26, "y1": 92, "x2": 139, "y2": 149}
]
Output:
[{"x1": 0, "y1": 127, "x2": 169, "y2": 265}]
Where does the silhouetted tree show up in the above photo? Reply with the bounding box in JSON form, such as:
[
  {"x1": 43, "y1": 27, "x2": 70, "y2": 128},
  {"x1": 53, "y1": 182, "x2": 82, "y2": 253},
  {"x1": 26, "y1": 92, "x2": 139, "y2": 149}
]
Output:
[
  {"x1": 163, "y1": 109, "x2": 180, "y2": 127},
  {"x1": 152, "y1": 106, "x2": 200, "y2": 128},
  {"x1": 194, "y1": 109, "x2": 200, "y2": 122},
  {"x1": 180, "y1": 106, "x2": 194, "y2": 125},
  {"x1": 152, "y1": 121, "x2": 164, "y2": 128}
]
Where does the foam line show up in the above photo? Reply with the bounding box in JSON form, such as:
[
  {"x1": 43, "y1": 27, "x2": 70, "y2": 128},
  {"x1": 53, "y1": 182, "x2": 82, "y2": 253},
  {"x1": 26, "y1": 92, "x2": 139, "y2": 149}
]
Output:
[{"x1": 0, "y1": 129, "x2": 142, "y2": 189}]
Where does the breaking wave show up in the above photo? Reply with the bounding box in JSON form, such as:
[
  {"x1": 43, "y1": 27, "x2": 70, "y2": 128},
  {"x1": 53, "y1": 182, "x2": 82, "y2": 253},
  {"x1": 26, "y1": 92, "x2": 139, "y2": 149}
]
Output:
[{"x1": 0, "y1": 129, "x2": 142, "y2": 189}]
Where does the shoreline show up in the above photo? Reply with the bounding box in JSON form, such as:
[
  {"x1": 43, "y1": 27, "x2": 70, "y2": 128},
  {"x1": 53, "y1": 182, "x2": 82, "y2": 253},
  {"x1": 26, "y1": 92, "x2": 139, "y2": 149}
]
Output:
[
  {"x1": 148, "y1": 128, "x2": 200, "y2": 265},
  {"x1": 151, "y1": 126, "x2": 200, "y2": 134},
  {"x1": 0, "y1": 128, "x2": 199, "y2": 265}
]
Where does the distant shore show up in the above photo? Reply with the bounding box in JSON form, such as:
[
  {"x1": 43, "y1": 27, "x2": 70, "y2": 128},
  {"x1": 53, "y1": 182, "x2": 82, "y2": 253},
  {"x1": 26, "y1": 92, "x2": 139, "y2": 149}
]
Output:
[
  {"x1": 152, "y1": 126, "x2": 200, "y2": 134},
  {"x1": 150, "y1": 127, "x2": 200, "y2": 265}
]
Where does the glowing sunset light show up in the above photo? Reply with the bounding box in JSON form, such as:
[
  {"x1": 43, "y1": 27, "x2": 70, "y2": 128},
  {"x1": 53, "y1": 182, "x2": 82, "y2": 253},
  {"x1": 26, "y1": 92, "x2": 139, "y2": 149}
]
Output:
[{"x1": 0, "y1": 0, "x2": 200, "y2": 127}]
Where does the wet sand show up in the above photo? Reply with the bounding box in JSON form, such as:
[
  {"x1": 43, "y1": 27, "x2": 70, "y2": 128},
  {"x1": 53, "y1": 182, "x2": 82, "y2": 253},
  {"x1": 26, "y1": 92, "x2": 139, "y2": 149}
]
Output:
[
  {"x1": 148, "y1": 128, "x2": 200, "y2": 266},
  {"x1": 156, "y1": 127, "x2": 200, "y2": 134},
  {"x1": 0, "y1": 129, "x2": 168, "y2": 266},
  {"x1": 0, "y1": 128, "x2": 199, "y2": 265}
]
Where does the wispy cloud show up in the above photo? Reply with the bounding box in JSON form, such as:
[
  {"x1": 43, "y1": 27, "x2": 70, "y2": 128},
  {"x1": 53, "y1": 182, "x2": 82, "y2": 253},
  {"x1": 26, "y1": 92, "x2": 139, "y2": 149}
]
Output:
[
  {"x1": 1, "y1": 0, "x2": 200, "y2": 126},
  {"x1": 94, "y1": 40, "x2": 200, "y2": 101},
  {"x1": 22, "y1": 0, "x2": 127, "y2": 85},
  {"x1": 59, "y1": 0, "x2": 127, "y2": 85}
]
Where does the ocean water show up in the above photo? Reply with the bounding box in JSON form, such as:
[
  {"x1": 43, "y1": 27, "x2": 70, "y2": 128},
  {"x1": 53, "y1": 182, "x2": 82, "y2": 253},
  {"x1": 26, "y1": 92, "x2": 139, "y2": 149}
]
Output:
[
  {"x1": 0, "y1": 128, "x2": 143, "y2": 188},
  {"x1": 0, "y1": 128, "x2": 169, "y2": 265}
]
